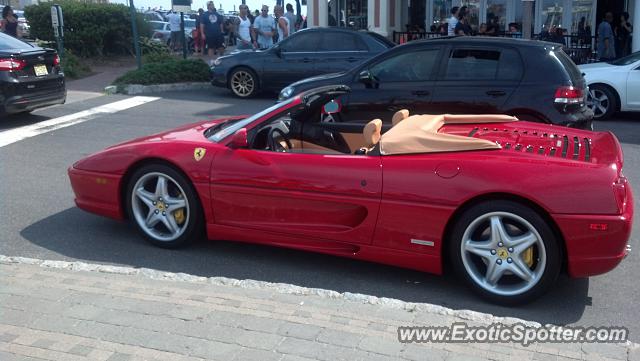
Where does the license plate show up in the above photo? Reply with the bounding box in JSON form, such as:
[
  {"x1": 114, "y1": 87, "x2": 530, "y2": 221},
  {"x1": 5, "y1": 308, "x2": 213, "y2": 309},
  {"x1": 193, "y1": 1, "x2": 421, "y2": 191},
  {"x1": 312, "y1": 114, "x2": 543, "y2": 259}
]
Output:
[{"x1": 34, "y1": 64, "x2": 48, "y2": 76}]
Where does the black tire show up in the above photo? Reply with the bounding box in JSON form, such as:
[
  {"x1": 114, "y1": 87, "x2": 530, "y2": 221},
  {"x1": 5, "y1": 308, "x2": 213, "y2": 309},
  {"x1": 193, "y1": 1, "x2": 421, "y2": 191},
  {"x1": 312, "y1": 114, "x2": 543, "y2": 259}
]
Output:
[
  {"x1": 228, "y1": 67, "x2": 259, "y2": 98},
  {"x1": 448, "y1": 200, "x2": 562, "y2": 305},
  {"x1": 587, "y1": 84, "x2": 617, "y2": 120},
  {"x1": 125, "y1": 163, "x2": 203, "y2": 249}
]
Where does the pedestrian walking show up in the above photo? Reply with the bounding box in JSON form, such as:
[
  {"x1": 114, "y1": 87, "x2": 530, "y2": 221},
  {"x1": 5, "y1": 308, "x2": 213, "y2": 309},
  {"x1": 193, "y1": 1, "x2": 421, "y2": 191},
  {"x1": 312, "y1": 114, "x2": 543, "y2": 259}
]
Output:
[
  {"x1": 447, "y1": 6, "x2": 459, "y2": 36},
  {"x1": 236, "y1": 4, "x2": 254, "y2": 50},
  {"x1": 0, "y1": 6, "x2": 17, "y2": 37},
  {"x1": 274, "y1": 5, "x2": 289, "y2": 43},
  {"x1": 285, "y1": 3, "x2": 296, "y2": 35},
  {"x1": 167, "y1": 10, "x2": 182, "y2": 52},
  {"x1": 201, "y1": 1, "x2": 225, "y2": 62},
  {"x1": 597, "y1": 12, "x2": 616, "y2": 61},
  {"x1": 252, "y1": 5, "x2": 276, "y2": 49}
]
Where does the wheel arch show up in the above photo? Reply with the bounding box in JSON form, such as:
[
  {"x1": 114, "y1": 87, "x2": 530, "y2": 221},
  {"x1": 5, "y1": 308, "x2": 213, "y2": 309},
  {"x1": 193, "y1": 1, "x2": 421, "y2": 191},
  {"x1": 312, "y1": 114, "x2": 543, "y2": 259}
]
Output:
[
  {"x1": 119, "y1": 157, "x2": 201, "y2": 221},
  {"x1": 441, "y1": 192, "x2": 568, "y2": 273},
  {"x1": 589, "y1": 82, "x2": 621, "y2": 111}
]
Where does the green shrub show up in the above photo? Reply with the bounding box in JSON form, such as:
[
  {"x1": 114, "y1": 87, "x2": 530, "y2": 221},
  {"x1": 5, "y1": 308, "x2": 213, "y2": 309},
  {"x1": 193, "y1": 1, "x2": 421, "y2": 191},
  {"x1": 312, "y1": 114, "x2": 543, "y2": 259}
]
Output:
[
  {"x1": 142, "y1": 52, "x2": 175, "y2": 64},
  {"x1": 61, "y1": 50, "x2": 91, "y2": 79},
  {"x1": 139, "y1": 37, "x2": 171, "y2": 55},
  {"x1": 113, "y1": 59, "x2": 210, "y2": 86},
  {"x1": 24, "y1": 1, "x2": 150, "y2": 57}
]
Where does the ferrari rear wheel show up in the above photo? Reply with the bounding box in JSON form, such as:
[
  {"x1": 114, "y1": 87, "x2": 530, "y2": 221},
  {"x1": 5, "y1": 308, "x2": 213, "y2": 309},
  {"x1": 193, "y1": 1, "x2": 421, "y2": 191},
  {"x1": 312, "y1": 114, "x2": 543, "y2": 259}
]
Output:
[
  {"x1": 126, "y1": 164, "x2": 202, "y2": 248},
  {"x1": 449, "y1": 201, "x2": 561, "y2": 305}
]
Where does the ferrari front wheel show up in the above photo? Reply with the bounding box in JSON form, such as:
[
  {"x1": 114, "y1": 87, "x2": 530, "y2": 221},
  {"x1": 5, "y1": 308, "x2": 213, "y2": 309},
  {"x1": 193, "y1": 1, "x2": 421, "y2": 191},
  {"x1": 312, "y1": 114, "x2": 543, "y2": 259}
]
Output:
[
  {"x1": 449, "y1": 201, "x2": 561, "y2": 305},
  {"x1": 126, "y1": 164, "x2": 202, "y2": 248}
]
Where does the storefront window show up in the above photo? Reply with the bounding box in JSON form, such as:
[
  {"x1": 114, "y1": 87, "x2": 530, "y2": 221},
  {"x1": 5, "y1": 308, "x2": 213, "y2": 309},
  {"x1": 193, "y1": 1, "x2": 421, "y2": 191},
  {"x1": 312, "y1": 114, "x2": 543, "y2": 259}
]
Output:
[
  {"x1": 461, "y1": 0, "x2": 480, "y2": 31},
  {"x1": 540, "y1": 0, "x2": 563, "y2": 31},
  {"x1": 571, "y1": 0, "x2": 593, "y2": 34},
  {"x1": 328, "y1": 0, "x2": 367, "y2": 30},
  {"x1": 432, "y1": 0, "x2": 453, "y2": 31},
  {"x1": 486, "y1": 0, "x2": 507, "y2": 33}
]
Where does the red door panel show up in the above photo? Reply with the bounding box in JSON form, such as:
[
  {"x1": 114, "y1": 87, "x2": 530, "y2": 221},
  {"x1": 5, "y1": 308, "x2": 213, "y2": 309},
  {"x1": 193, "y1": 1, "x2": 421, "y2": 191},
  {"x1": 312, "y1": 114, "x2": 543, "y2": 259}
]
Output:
[{"x1": 210, "y1": 149, "x2": 382, "y2": 245}]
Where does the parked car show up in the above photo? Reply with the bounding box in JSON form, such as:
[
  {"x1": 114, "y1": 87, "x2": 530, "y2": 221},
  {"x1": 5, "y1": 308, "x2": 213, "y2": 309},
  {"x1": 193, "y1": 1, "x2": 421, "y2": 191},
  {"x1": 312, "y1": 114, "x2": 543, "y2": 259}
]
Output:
[
  {"x1": 13, "y1": 10, "x2": 30, "y2": 39},
  {"x1": 210, "y1": 27, "x2": 394, "y2": 98},
  {"x1": 149, "y1": 20, "x2": 193, "y2": 50},
  {"x1": 579, "y1": 51, "x2": 640, "y2": 120},
  {"x1": 280, "y1": 37, "x2": 594, "y2": 129},
  {"x1": 0, "y1": 33, "x2": 65, "y2": 116},
  {"x1": 68, "y1": 85, "x2": 633, "y2": 305}
]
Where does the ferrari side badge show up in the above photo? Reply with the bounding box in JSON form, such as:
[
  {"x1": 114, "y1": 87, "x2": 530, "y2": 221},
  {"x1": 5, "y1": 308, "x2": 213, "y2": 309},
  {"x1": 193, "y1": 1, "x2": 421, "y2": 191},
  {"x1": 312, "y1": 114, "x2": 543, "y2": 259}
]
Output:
[{"x1": 193, "y1": 148, "x2": 206, "y2": 161}]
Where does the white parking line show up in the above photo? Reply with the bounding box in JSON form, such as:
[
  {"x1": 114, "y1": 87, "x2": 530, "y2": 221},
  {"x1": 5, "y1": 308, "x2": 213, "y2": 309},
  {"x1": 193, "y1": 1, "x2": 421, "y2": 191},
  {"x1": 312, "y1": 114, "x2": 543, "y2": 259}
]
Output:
[{"x1": 0, "y1": 96, "x2": 159, "y2": 148}]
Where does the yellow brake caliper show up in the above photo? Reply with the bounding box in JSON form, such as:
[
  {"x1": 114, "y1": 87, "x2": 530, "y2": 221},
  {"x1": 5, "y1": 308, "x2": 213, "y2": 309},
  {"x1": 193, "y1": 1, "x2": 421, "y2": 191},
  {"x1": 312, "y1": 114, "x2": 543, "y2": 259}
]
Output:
[
  {"x1": 522, "y1": 247, "x2": 534, "y2": 267},
  {"x1": 173, "y1": 194, "x2": 185, "y2": 225}
]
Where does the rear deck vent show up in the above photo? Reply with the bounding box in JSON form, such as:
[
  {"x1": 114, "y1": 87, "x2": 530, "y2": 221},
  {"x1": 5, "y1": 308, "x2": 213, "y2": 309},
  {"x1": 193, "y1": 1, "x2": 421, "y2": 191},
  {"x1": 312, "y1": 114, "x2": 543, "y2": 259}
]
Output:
[
  {"x1": 505, "y1": 143, "x2": 512, "y2": 149},
  {"x1": 550, "y1": 147, "x2": 556, "y2": 156},
  {"x1": 515, "y1": 144, "x2": 523, "y2": 151},
  {"x1": 526, "y1": 145, "x2": 534, "y2": 153},
  {"x1": 561, "y1": 135, "x2": 569, "y2": 158},
  {"x1": 538, "y1": 147, "x2": 544, "y2": 155},
  {"x1": 468, "y1": 127, "x2": 479, "y2": 137},
  {"x1": 584, "y1": 138, "x2": 591, "y2": 162},
  {"x1": 572, "y1": 137, "x2": 580, "y2": 159}
]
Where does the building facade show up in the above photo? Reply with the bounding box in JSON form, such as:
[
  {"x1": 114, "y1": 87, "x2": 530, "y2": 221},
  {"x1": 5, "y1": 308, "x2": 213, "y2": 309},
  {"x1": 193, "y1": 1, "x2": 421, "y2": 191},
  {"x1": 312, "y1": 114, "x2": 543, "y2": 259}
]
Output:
[{"x1": 306, "y1": 0, "x2": 640, "y2": 52}]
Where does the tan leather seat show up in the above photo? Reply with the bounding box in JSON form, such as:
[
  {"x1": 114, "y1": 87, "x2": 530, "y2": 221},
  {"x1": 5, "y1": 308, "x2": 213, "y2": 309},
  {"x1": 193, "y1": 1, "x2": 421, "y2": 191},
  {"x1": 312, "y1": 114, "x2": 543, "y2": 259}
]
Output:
[
  {"x1": 392, "y1": 109, "x2": 409, "y2": 126},
  {"x1": 356, "y1": 119, "x2": 382, "y2": 154}
]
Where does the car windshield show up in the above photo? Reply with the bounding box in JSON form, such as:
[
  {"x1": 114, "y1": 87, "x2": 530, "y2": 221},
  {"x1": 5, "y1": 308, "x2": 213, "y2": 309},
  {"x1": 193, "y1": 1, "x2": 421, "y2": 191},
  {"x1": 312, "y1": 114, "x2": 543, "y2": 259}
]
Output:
[
  {"x1": 0, "y1": 32, "x2": 33, "y2": 50},
  {"x1": 208, "y1": 98, "x2": 296, "y2": 142},
  {"x1": 608, "y1": 52, "x2": 640, "y2": 66},
  {"x1": 184, "y1": 19, "x2": 195, "y2": 28}
]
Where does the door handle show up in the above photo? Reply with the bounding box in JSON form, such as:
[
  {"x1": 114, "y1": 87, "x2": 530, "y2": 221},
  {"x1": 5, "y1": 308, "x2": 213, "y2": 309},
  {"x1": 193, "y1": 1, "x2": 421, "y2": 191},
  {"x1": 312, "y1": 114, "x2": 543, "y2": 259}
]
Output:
[
  {"x1": 302, "y1": 58, "x2": 312, "y2": 63},
  {"x1": 347, "y1": 57, "x2": 359, "y2": 62},
  {"x1": 411, "y1": 90, "x2": 430, "y2": 97},
  {"x1": 486, "y1": 90, "x2": 506, "y2": 97}
]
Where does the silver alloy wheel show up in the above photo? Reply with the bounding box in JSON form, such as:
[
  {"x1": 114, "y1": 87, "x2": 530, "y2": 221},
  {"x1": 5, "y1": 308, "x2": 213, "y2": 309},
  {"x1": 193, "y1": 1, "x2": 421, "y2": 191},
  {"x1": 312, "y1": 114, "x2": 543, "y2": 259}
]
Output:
[
  {"x1": 460, "y1": 212, "x2": 547, "y2": 297},
  {"x1": 587, "y1": 88, "x2": 610, "y2": 118},
  {"x1": 230, "y1": 70, "x2": 255, "y2": 97},
  {"x1": 131, "y1": 172, "x2": 190, "y2": 242}
]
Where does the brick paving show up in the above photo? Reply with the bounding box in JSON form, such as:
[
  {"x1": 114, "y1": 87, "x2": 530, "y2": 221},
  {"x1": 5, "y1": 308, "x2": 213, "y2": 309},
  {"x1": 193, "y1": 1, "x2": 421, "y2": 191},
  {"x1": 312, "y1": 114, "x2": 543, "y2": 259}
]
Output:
[{"x1": 0, "y1": 258, "x2": 637, "y2": 361}]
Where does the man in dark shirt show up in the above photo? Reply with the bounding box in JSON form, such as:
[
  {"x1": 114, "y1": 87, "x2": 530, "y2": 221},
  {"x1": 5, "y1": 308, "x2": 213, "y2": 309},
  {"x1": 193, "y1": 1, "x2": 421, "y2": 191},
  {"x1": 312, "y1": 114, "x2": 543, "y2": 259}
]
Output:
[{"x1": 200, "y1": 1, "x2": 225, "y2": 61}]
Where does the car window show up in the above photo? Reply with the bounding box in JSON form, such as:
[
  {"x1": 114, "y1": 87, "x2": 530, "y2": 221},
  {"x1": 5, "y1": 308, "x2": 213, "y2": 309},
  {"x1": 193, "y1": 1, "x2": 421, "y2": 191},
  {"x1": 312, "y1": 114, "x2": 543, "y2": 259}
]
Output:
[
  {"x1": 151, "y1": 22, "x2": 164, "y2": 30},
  {"x1": 552, "y1": 49, "x2": 583, "y2": 84},
  {"x1": 281, "y1": 32, "x2": 321, "y2": 52},
  {"x1": 0, "y1": 33, "x2": 32, "y2": 50},
  {"x1": 369, "y1": 49, "x2": 440, "y2": 82},
  {"x1": 320, "y1": 33, "x2": 367, "y2": 51},
  {"x1": 497, "y1": 48, "x2": 524, "y2": 80},
  {"x1": 444, "y1": 49, "x2": 500, "y2": 80}
]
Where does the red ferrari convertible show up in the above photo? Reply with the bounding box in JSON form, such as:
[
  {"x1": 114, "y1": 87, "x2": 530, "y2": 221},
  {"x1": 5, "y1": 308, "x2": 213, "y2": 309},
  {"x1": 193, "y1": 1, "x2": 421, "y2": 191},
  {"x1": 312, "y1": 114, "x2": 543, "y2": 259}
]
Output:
[{"x1": 68, "y1": 86, "x2": 633, "y2": 304}]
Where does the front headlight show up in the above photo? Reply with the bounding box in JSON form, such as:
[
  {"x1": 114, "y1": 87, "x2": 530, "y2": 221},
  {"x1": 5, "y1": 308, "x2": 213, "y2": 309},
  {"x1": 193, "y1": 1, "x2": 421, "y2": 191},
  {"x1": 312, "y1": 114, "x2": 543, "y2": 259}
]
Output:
[
  {"x1": 279, "y1": 86, "x2": 294, "y2": 100},
  {"x1": 213, "y1": 58, "x2": 222, "y2": 66}
]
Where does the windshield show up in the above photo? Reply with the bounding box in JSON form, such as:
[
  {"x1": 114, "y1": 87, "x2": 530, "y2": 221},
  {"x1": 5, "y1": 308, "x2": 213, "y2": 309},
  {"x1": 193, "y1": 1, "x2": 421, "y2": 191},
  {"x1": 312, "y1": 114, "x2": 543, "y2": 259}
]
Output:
[
  {"x1": 208, "y1": 98, "x2": 296, "y2": 142},
  {"x1": 608, "y1": 52, "x2": 640, "y2": 66}
]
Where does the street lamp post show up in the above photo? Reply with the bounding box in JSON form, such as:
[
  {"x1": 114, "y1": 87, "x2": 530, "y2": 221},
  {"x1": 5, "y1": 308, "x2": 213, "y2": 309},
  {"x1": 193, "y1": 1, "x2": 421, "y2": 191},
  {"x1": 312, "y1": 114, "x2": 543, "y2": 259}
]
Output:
[{"x1": 129, "y1": 0, "x2": 142, "y2": 69}]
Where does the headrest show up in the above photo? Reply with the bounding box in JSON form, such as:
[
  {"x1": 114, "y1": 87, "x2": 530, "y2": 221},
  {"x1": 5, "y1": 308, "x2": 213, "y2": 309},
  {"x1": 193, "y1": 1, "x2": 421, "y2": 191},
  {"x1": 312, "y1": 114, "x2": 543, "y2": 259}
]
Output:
[
  {"x1": 392, "y1": 109, "x2": 409, "y2": 126},
  {"x1": 363, "y1": 118, "x2": 382, "y2": 146}
]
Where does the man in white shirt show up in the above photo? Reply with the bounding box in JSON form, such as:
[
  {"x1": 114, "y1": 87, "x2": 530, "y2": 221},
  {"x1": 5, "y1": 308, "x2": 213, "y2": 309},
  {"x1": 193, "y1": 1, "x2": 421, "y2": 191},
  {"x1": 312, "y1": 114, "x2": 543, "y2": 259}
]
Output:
[
  {"x1": 252, "y1": 5, "x2": 276, "y2": 49},
  {"x1": 167, "y1": 11, "x2": 182, "y2": 51},
  {"x1": 236, "y1": 4, "x2": 253, "y2": 50},
  {"x1": 447, "y1": 6, "x2": 459, "y2": 36}
]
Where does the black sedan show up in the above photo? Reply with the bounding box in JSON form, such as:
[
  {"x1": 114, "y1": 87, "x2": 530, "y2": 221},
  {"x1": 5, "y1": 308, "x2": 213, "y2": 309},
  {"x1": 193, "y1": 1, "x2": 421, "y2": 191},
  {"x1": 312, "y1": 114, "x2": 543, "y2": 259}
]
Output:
[
  {"x1": 279, "y1": 37, "x2": 593, "y2": 129},
  {"x1": 210, "y1": 27, "x2": 393, "y2": 98},
  {"x1": 0, "y1": 33, "x2": 66, "y2": 116}
]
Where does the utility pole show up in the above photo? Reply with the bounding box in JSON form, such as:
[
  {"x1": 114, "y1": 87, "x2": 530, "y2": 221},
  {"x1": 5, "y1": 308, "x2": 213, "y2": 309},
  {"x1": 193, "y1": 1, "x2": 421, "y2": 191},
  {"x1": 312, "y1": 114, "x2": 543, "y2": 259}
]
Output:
[
  {"x1": 522, "y1": 0, "x2": 533, "y2": 39},
  {"x1": 129, "y1": 0, "x2": 142, "y2": 69}
]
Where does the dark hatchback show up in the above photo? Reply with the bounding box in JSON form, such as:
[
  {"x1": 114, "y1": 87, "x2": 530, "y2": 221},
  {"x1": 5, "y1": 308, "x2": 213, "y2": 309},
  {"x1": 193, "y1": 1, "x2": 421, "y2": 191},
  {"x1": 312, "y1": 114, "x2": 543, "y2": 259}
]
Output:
[
  {"x1": 0, "y1": 33, "x2": 65, "y2": 116},
  {"x1": 279, "y1": 37, "x2": 593, "y2": 129},
  {"x1": 210, "y1": 27, "x2": 394, "y2": 98}
]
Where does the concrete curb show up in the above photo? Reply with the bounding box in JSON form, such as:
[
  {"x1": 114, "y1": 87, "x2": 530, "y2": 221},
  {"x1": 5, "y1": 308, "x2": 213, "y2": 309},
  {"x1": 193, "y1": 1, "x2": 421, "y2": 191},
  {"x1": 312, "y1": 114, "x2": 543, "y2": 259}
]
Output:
[
  {"x1": 106, "y1": 82, "x2": 211, "y2": 95},
  {"x1": 0, "y1": 254, "x2": 551, "y2": 329}
]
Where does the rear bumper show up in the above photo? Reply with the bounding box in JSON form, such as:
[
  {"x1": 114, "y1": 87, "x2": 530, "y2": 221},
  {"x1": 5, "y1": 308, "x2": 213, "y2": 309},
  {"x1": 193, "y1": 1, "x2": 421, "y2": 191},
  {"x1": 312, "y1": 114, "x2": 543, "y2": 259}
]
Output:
[
  {"x1": 1, "y1": 78, "x2": 66, "y2": 114},
  {"x1": 68, "y1": 166, "x2": 125, "y2": 220},
  {"x1": 557, "y1": 184, "x2": 634, "y2": 278},
  {"x1": 554, "y1": 106, "x2": 594, "y2": 130}
]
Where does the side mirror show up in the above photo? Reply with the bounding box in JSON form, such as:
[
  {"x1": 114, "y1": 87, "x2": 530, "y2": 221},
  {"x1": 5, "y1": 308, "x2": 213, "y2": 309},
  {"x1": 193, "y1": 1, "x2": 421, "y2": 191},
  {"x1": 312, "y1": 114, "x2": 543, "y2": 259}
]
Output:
[
  {"x1": 229, "y1": 128, "x2": 248, "y2": 149},
  {"x1": 358, "y1": 69, "x2": 379, "y2": 89}
]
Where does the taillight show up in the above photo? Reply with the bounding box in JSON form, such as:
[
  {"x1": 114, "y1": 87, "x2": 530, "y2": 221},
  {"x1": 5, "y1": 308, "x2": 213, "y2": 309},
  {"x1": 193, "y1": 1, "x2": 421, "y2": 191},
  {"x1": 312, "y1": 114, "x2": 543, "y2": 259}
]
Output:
[
  {"x1": 554, "y1": 86, "x2": 583, "y2": 104},
  {"x1": 53, "y1": 54, "x2": 60, "y2": 67},
  {"x1": 0, "y1": 58, "x2": 26, "y2": 71},
  {"x1": 613, "y1": 175, "x2": 628, "y2": 214}
]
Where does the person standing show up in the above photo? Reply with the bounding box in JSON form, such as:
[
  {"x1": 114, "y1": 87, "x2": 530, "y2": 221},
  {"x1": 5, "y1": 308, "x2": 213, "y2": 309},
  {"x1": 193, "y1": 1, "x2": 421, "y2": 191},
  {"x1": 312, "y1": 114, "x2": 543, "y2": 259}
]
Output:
[
  {"x1": 167, "y1": 10, "x2": 182, "y2": 52},
  {"x1": 285, "y1": 3, "x2": 296, "y2": 35},
  {"x1": 454, "y1": 7, "x2": 472, "y2": 36},
  {"x1": 252, "y1": 5, "x2": 275, "y2": 49},
  {"x1": 0, "y1": 6, "x2": 18, "y2": 38},
  {"x1": 447, "y1": 6, "x2": 459, "y2": 36},
  {"x1": 236, "y1": 4, "x2": 254, "y2": 50},
  {"x1": 194, "y1": 8, "x2": 204, "y2": 55},
  {"x1": 597, "y1": 12, "x2": 616, "y2": 61},
  {"x1": 617, "y1": 12, "x2": 632, "y2": 58},
  {"x1": 201, "y1": 1, "x2": 225, "y2": 61},
  {"x1": 274, "y1": 5, "x2": 289, "y2": 43}
]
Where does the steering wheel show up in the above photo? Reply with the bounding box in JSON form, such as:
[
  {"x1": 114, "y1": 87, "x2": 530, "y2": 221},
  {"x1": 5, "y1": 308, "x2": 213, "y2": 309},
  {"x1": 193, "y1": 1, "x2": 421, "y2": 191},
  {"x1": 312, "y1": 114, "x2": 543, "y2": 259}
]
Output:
[{"x1": 268, "y1": 128, "x2": 292, "y2": 152}]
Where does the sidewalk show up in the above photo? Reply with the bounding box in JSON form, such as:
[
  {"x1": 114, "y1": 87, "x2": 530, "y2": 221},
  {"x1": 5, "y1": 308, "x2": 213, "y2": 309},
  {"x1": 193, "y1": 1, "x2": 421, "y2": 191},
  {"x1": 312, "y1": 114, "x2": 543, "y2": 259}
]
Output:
[{"x1": 0, "y1": 257, "x2": 637, "y2": 361}]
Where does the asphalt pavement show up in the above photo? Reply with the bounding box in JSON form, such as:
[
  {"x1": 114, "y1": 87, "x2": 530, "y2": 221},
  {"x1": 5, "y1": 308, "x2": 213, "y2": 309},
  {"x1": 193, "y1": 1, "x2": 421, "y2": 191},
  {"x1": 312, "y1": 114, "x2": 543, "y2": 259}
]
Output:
[{"x1": 1, "y1": 88, "x2": 639, "y2": 341}]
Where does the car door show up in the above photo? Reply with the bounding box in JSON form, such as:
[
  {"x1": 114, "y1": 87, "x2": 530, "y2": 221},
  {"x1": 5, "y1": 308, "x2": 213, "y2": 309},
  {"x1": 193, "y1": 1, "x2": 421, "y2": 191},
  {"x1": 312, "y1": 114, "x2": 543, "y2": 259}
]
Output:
[
  {"x1": 264, "y1": 31, "x2": 322, "y2": 90},
  {"x1": 210, "y1": 109, "x2": 382, "y2": 245},
  {"x1": 430, "y1": 46, "x2": 523, "y2": 114},
  {"x1": 625, "y1": 62, "x2": 640, "y2": 109},
  {"x1": 315, "y1": 31, "x2": 370, "y2": 74},
  {"x1": 343, "y1": 46, "x2": 442, "y2": 125}
]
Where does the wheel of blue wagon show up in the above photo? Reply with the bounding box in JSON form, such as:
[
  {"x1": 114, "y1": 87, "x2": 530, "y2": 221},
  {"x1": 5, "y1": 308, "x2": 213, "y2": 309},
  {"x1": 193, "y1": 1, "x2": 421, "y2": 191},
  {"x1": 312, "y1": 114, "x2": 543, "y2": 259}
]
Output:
[
  {"x1": 126, "y1": 164, "x2": 203, "y2": 249},
  {"x1": 229, "y1": 67, "x2": 258, "y2": 98},
  {"x1": 449, "y1": 200, "x2": 561, "y2": 305}
]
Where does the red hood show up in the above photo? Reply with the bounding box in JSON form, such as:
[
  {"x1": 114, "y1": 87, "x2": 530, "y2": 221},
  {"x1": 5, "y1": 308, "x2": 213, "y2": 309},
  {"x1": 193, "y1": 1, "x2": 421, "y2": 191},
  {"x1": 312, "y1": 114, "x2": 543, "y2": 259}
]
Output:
[{"x1": 106, "y1": 116, "x2": 246, "y2": 149}]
